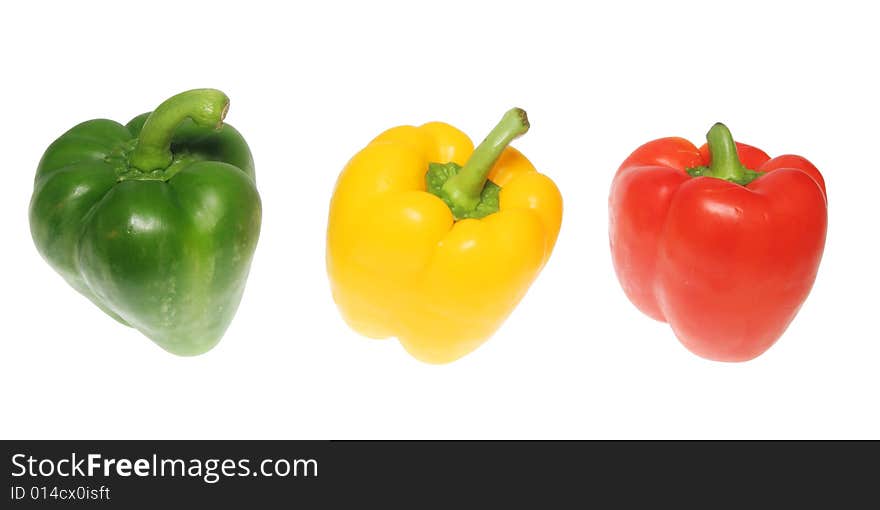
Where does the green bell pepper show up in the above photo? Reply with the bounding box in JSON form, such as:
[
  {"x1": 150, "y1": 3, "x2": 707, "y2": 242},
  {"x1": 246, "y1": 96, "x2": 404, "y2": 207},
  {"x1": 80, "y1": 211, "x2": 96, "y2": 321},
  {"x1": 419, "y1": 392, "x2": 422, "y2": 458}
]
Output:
[{"x1": 29, "y1": 89, "x2": 261, "y2": 356}]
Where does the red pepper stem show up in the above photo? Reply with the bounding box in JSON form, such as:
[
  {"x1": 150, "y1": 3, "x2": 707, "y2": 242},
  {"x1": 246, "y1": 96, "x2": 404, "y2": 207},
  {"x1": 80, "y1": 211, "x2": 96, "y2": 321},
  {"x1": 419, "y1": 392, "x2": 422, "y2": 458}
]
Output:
[
  {"x1": 440, "y1": 108, "x2": 529, "y2": 212},
  {"x1": 129, "y1": 89, "x2": 229, "y2": 172},
  {"x1": 703, "y1": 123, "x2": 748, "y2": 182}
]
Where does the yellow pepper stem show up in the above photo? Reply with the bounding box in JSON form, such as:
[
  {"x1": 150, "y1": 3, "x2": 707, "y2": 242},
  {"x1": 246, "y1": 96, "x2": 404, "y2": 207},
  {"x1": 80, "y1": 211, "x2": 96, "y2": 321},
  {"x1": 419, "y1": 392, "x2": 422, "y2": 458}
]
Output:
[{"x1": 440, "y1": 108, "x2": 529, "y2": 213}]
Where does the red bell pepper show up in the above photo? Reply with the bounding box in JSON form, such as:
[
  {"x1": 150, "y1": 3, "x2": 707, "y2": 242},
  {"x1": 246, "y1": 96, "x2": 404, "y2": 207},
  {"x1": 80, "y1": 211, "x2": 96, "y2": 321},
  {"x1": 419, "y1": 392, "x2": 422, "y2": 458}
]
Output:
[{"x1": 609, "y1": 123, "x2": 827, "y2": 362}]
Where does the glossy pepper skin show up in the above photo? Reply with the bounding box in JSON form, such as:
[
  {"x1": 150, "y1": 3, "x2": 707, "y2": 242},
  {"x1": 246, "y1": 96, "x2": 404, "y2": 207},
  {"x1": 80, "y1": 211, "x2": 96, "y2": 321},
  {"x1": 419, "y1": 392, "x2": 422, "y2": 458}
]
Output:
[
  {"x1": 327, "y1": 109, "x2": 562, "y2": 364},
  {"x1": 609, "y1": 123, "x2": 827, "y2": 362},
  {"x1": 29, "y1": 89, "x2": 261, "y2": 356}
]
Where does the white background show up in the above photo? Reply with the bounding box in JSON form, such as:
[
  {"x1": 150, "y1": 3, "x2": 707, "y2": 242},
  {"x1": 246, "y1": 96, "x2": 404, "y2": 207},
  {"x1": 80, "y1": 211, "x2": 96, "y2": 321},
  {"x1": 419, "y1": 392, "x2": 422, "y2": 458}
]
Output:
[{"x1": 1, "y1": 1, "x2": 877, "y2": 439}]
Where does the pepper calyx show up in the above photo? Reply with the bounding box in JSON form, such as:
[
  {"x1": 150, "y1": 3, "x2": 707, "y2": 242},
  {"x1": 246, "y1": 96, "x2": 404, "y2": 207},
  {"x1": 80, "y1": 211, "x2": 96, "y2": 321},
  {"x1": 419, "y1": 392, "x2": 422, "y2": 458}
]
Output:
[
  {"x1": 427, "y1": 162, "x2": 501, "y2": 220},
  {"x1": 129, "y1": 89, "x2": 229, "y2": 173},
  {"x1": 426, "y1": 107, "x2": 528, "y2": 220},
  {"x1": 685, "y1": 122, "x2": 764, "y2": 186}
]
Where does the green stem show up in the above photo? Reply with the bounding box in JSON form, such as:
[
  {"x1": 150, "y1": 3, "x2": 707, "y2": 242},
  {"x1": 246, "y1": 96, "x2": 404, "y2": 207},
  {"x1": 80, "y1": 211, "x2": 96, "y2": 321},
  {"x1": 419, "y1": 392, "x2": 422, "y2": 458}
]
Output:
[
  {"x1": 704, "y1": 123, "x2": 746, "y2": 181},
  {"x1": 129, "y1": 89, "x2": 229, "y2": 172},
  {"x1": 440, "y1": 108, "x2": 529, "y2": 213},
  {"x1": 687, "y1": 123, "x2": 762, "y2": 185}
]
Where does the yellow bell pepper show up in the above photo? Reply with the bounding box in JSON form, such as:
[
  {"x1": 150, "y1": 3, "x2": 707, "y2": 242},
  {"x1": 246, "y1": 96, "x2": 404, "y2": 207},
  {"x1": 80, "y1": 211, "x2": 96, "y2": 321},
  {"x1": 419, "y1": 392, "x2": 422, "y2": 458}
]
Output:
[{"x1": 326, "y1": 108, "x2": 562, "y2": 363}]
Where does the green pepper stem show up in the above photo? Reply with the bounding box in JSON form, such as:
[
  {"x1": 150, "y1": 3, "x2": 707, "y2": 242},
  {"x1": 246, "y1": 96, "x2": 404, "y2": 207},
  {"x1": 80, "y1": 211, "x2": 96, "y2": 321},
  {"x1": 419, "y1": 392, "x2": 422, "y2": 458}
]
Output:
[
  {"x1": 702, "y1": 123, "x2": 748, "y2": 182},
  {"x1": 440, "y1": 108, "x2": 529, "y2": 213},
  {"x1": 129, "y1": 89, "x2": 229, "y2": 171}
]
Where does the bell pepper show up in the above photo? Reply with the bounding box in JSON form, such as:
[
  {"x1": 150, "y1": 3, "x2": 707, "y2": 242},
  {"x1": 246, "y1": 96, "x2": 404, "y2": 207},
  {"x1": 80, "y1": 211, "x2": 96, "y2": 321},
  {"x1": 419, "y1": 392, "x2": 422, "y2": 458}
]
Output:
[
  {"x1": 609, "y1": 123, "x2": 827, "y2": 361},
  {"x1": 29, "y1": 89, "x2": 261, "y2": 356},
  {"x1": 327, "y1": 108, "x2": 562, "y2": 364}
]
